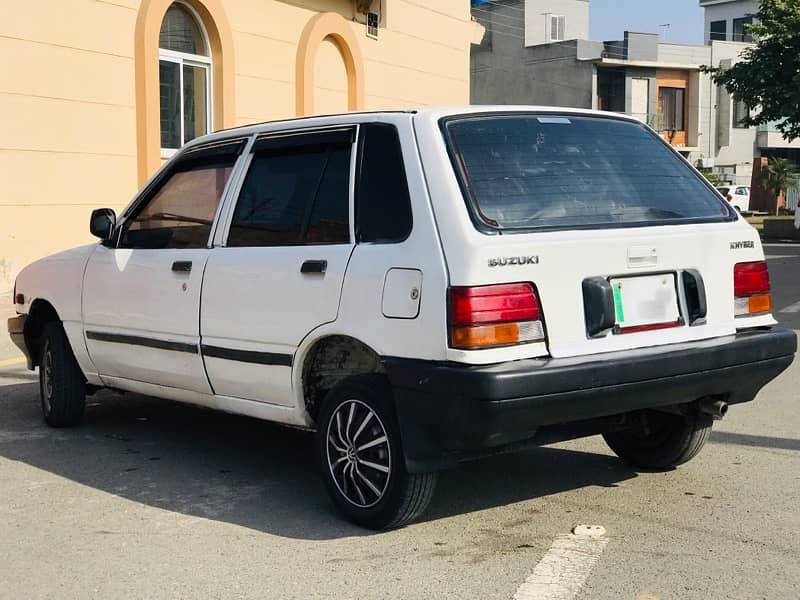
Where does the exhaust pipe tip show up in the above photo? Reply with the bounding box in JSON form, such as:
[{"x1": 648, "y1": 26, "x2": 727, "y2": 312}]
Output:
[{"x1": 700, "y1": 399, "x2": 728, "y2": 420}]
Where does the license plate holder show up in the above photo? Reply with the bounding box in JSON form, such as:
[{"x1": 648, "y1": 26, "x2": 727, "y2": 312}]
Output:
[{"x1": 609, "y1": 273, "x2": 681, "y2": 332}]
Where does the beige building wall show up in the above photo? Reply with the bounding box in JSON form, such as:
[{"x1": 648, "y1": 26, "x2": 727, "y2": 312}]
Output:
[{"x1": 0, "y1": 0, "x2": 470, "y2": 292}]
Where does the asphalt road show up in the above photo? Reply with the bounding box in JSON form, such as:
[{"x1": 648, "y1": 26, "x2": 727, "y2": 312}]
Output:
[
  {"x1": 766, "y1": 243, "x2": 800, "y2": 330},
  {"x1": 0, "y1": 247, "x2": 798, "y2": 600}
]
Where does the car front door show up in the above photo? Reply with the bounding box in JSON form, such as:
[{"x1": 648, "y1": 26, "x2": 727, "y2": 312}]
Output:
[
  {"x1": 82, "y1": 139, "x2": 246, "y2": 393},
  {"x1": 200, "y1": 127, "x2": 356, "y2": 405}
]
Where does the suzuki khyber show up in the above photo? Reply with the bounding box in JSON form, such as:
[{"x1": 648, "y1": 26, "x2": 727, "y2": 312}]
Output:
[{"x1": 8, "y1": 107, "x2": 796, "y2": 529}]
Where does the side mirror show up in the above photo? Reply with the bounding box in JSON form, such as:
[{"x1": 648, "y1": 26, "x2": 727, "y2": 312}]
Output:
[{"x1": 90, "y1": 208, "x2": 116, "y2": 242}]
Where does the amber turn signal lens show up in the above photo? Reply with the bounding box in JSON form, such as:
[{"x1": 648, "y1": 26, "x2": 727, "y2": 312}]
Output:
[
  {"x1": 450, "y1": 323, "x2": 521, "y2": 349},
  {"x1": 748, "y1": 294, "x2": 771, "y2": 314}
]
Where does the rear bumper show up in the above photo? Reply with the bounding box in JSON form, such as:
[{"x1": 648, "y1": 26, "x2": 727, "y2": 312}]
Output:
[
  {"x1": 383, "y1": 327, "x2": 797, "y2": 472},
  {"x1": 6, "y1": 314, "x2": 32, "y2": 369}
]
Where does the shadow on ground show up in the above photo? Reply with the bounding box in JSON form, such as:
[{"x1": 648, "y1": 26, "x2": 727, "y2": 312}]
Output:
[
  {"x1": 710, "y1": 430, "x2": 800, "y2": 452},
  {"x1": 0, "y1": 378, "x2": 639, "y2": 540}
]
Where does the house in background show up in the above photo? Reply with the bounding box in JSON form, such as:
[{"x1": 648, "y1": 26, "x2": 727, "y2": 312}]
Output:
[
  {"x1": 0, "y1": 0, "x2": 471, "y2": 293},
  {"x1": 470, "y1": 0, "x2": 772, "y2": 191},
  {"x1": 700, "y1": 0, "x2": 800, "y2": 212},
  {"x1": 701, "y1": 0, "x2": 759, "y2": 44},
  {"x1": 473, "y1": 2, "x2": 715, "y2": 160}
]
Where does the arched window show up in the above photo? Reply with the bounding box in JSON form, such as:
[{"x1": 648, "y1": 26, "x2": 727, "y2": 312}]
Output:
[{"x1": 158, "y1": 2, "x2": 211, "y2": 153}]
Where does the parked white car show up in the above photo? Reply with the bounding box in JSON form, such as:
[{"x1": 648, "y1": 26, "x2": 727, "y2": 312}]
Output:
[
  {"x1": 8, "y1": 107, "x2": 796, "y2": 529},
  {"x1": 716, "y1": 185, "x2": 751, "y2": 212}
]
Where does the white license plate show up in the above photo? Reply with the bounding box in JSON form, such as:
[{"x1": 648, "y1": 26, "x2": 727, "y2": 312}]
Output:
[{"x1": 609, "y1": 274, "x2": 680, "y2": 329}]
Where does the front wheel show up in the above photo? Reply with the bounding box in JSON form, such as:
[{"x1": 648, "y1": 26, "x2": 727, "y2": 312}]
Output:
[
  {"x1": 316, "y1": 374, "x2": 437, "y2": 530},
  {"x1": 39, "y1": 321, "x2": 86, "y2": 427},
  {"x1": 603, "y1": 410, "x2": 713, "y2": 471}
]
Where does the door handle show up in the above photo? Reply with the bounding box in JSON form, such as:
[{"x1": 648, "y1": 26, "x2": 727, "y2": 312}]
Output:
[
  {"x1": 300, "y1": 259, "x2": 327, "y2": 275},
  {"x1": 172, "y1": 261, "x2": 193, "y2": 273}
]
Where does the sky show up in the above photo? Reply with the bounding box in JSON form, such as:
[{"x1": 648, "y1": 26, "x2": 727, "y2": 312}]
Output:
[{"x1": 590, "y1": 0, "x2": 705, "y2": 45}]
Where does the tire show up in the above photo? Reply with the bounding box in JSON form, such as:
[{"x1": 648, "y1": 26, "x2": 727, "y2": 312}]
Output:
[
  {"x1": 39, "y1": 321, "x2": 86, "y2": 427},
  {"x1": 316, "y1": 374, "x2": 437, "y2": 530},
  {"x1": 602, "y1": 410, "x2": 712, "y2": 471}
]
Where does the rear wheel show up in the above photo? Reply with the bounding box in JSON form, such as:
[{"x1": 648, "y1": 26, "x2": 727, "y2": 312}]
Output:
[
  {"x1": 316, "y1": 374, "x2": 437, "y2": 530},
  {"x1": 602, "y1": 410, "x2": 712, "y2": 471},
  {"x1": 39, "y1": 321, "x2": 86, "y2": 427}
]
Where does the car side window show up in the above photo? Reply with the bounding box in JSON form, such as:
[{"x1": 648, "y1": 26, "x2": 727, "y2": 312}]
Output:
[
  {"x1": 227, "y1": 129, "x2": 353, "y2": 247},
  {"x1": 119, "y1": 140, "x2": 243, "y2": 249},
  {"x1": 356, "y1": 123, "x2": 413, "y2": 243},
  {"x1": 736, "y1": 187, "x2": 748, "y2": 195}
]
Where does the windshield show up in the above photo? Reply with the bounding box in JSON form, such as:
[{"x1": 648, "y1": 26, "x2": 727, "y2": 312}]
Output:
[{"x1": 444, "y1": 114, "x2": 731, "y2": 231}]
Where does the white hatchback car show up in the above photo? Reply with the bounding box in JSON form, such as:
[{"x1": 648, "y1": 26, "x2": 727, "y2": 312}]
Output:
[
  {"x1": 716, "y1": 185, "x2": 751, "y2": 212},
  {"x1": 8, "y1": 107, "x2": 796, "y2": 529}
]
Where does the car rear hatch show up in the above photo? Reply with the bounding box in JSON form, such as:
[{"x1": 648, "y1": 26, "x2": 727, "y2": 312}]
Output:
[{"x1": 418, "y1": 110, "x2": 774, "y2": 363}]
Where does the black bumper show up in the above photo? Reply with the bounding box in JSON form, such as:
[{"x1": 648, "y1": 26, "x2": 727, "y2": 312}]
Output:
[
  {"x1": 383, "y1": 327, "x2": 797, "y2": 473},
  {"x1": 6, "y1": 314, "x2": 31, "y2": 369}
]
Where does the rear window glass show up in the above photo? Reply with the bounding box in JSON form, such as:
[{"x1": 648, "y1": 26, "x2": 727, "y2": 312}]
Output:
[{"x1": 444, "y1": 115, "x2": 731, "y2": 231}]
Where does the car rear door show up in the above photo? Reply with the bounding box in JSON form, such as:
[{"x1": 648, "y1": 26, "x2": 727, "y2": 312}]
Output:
[
  {"x1": 200, "y1": 126, "x2": 356, "y2": 405},
  {"x1": 82, "y1": 139, "x2": 246, "y2": 392}
]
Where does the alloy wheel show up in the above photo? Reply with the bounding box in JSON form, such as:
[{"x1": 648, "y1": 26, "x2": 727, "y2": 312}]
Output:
[
  {"x1": 42, "y1": 345, "x2": 54, "y2": 413},
  {"x1": 326, "y1": 399, "x2": 391, "y2": 508}
]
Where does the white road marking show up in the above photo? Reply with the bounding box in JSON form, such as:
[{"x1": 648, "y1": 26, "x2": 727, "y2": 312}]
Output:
[
  {"x1": 779, "y1": 301, "x2": 800, "y2": 314},
  {"x1": 513, "y1": 526, "x2": 609, "y2": 600},
  {"x1": 765, "y1": 255, "x2": 797, "y2": 259}
]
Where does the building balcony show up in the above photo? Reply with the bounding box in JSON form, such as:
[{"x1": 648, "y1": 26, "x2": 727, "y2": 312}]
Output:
[{"x1": 757, "y1": 123, "x2": 800, "y2": 150}]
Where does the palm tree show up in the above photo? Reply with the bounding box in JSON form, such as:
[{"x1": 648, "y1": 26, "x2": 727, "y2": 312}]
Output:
[{"x1": 760, "y1": 157, "x2": 800, "y2": 215}]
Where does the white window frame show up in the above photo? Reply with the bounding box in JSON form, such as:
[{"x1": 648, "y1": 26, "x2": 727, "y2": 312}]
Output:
[
  {"x1": 158, "y1": 1, "x2": 213, "y2": 158},
  {"x1": 547, "y1": 14, "x2": 565, "y2": 42}
]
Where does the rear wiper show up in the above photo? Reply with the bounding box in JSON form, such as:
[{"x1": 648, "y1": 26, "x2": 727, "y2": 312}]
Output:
[{"x1": 644, "y1": 208, "x2": 684, "y2": 219}]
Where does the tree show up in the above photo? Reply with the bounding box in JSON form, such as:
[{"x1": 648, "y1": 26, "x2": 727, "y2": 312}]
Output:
[
  {"x1": 698, "y1": 168, "x2": 724, "y2": 187},
  {"x1": 760, "y1": 157, "x2": 799, "y2": 214},
  {"x1": 702, "y1": 0, "x2": 800, "y2": 141}
]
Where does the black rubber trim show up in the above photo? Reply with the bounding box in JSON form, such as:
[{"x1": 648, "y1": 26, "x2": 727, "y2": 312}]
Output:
[
  {"x1": 201, "y1": 344, "x2": 293, "y2": 367},
  {"x1": 85, "y1": 331, "x2": 198, "y2": 354}
]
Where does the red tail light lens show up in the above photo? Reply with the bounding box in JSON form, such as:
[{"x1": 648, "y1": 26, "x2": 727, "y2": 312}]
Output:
[
  {"x1": 449, "y1": 283, "x2": 540, "y2": 325},
  {"x1": 734, "y1": 261, "x2": 771, "y2": 316},
  {"x1": 734, "y1": 261, "x2": 770, "y2": 296},
  {"x1": 448, "y1": 283, "x2": 545, "y2": 349},
  {"x1": 727, "y1": 194, "x2": 733, "y2": 202}
]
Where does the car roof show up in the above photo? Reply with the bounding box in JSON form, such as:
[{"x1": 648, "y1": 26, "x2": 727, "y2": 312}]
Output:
[{"x1": 182, "y1": 105, "x2": 645, "y2": 151}]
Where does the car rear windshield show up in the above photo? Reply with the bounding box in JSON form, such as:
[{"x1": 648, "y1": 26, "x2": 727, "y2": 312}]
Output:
[{"x1": 443, "y1": 115, "x2": 731, "y2": 231}]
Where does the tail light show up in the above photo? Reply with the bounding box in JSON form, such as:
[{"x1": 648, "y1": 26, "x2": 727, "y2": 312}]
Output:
[
  {"x1": 727, "y1": 194, "x2": 733, "y2": 202},
  {"x1": 734, "y1": 261, "x2": 771, "y2": 316},
  {"x1": 448, "y1": 283, "x2": 545, "y2": 349}
]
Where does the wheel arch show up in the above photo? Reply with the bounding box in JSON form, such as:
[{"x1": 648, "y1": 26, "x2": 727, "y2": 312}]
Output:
[
  {"x1": 297, "y1": 334, "x2": 385, "y2": 426},
  {"x1": 24, "y1": 298, "x2": 62, "y2": 368}
]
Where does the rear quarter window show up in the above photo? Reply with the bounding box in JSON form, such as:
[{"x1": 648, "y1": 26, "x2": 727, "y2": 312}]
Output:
[{"x1": 444, "y1": 115, "x2": 732, "y2": 232}]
